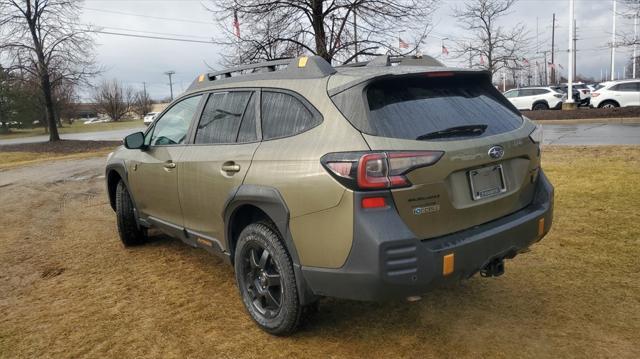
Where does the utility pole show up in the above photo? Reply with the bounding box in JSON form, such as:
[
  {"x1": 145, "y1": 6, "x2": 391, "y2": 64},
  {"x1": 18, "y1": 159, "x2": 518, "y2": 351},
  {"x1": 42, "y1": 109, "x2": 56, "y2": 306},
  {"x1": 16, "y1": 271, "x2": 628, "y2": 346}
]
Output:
[
  {"x1": 611, "y1": 0, "x2": 617, "y2": 81},
  {"x1": 634, "y1": 13, "x2": 638, "y2": 79},
  {"x1": 551, "y1": 13, "x2": 556, "y2": 84},
  {"x1": 164, "y1": 71, "x2": 175, "y2": 101},
  {"x1": 536, "y1": 17, "x2": 539, "y2": 85}
]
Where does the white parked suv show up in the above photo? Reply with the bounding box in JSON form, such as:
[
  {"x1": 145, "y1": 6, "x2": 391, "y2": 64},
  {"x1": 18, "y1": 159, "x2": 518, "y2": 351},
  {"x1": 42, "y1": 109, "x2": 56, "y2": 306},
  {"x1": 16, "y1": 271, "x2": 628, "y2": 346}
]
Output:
[
  {"x1": 143, "y1": 112, "x2": 159, "y2": 126},
  {"x1": 503, "y1": 87, "x2": 565, "y2": 111},
  {"x1": 590, "y1": 80, "x2": 640, "y2": 108}
]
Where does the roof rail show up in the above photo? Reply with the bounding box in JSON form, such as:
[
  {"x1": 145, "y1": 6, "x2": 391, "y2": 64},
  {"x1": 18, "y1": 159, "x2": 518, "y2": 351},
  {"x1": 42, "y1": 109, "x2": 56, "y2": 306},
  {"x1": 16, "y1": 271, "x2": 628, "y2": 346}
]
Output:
[
  {"x1": 206, "y1": 58, "x2": 293, "y2": 81},
  {"x1": 336, "y1": 55, "x2": 444, "y2": 68},
  {"x1": 187, "y1": 55, "x2": 337, "y2": 92}
]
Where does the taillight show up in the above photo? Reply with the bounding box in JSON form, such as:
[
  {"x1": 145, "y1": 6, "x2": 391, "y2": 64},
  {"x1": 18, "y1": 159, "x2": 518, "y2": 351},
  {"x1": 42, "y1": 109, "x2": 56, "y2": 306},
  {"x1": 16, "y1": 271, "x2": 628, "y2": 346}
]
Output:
[{"x1": 321, "y1": 151, "x2": 444, "y2": 191}]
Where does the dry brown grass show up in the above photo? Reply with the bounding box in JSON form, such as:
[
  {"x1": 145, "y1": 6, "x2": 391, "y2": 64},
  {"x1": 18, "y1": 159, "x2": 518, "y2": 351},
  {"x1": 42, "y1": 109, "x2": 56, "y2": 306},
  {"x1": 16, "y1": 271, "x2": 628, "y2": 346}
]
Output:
[
  {"x1": 0, "y1": 151, "x2": 111, "y2": 170},
  {"x1": 0, "y1": 146, "x2": 638, "y2": 358}
]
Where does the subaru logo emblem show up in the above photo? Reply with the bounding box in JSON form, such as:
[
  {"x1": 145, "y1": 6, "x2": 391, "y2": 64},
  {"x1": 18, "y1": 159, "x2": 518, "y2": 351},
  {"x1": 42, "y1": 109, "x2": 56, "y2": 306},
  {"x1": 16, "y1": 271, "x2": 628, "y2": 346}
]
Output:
[{"x1": 488, "y1": 145, "x2": 504, "y2": 160}]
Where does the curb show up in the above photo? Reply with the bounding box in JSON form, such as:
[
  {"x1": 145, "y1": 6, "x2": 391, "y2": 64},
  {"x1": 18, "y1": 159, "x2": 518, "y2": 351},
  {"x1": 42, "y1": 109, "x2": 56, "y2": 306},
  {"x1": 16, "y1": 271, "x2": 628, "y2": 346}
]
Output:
[{"x1": 533, "y1": 117, "x2": 640, "y2": 125}]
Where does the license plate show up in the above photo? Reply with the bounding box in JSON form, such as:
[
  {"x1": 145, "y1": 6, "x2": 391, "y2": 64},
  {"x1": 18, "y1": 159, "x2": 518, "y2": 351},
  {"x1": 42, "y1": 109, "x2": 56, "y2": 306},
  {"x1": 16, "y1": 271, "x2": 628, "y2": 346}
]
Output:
[{"x1": 469, "y1": 164, "x2": 507, "y2": 200}]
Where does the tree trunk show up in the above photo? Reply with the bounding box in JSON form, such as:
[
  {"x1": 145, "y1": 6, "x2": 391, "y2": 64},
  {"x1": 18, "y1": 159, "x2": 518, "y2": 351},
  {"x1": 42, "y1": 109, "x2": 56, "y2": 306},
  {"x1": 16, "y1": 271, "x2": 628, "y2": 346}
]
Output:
[
  {"x1": 40, "y1": 72, "x2": 60, "y2": 141},
  {"x1": 310, "y1": 0, "x2": 330, "y2": 62}
]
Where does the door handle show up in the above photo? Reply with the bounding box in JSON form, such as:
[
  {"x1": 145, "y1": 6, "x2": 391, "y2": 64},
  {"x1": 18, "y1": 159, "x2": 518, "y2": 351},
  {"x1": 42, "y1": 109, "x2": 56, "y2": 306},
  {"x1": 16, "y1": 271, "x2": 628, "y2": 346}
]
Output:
[
  {"x1": 164, "y1": 161, "x2": 176, "y2": 169},
  {"x1": 221, "y1": 162, "x2": 241, "y2": 173}
]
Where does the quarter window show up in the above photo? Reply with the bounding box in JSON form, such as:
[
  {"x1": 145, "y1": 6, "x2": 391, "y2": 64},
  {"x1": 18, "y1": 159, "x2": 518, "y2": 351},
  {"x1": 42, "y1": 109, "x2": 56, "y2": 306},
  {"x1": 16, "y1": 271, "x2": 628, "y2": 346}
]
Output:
[
  {"x1": 195, "y1": 91, "x2": 254, "y2": 144},
  {"x1": 612, "y1": 82, "x2": 640, "y2": 92},
  {"x1": 261, "y1": 91, "x2": 320, "y2": 140},
  {"x1": 149, "y1": 95, "x2": 202, "y2": 146}
]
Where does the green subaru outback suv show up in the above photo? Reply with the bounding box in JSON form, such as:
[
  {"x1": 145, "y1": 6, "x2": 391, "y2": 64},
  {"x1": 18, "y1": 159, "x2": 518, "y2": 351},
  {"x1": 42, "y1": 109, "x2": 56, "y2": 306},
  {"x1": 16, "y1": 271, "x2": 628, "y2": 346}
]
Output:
[{"x1": 105, "y1": 55, "x2": 553, "y2": 335}]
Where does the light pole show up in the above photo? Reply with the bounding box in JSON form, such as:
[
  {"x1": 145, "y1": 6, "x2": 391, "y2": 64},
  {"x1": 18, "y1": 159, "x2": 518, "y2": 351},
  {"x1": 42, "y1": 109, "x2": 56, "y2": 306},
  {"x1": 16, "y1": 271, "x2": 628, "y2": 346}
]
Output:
[
  {"x1": 566, "y1": 0, "x2": 575, "y2": 107},
  {"x1": 611, "y1": 0, "x2": 617, "y2": 81},
  {"x1": 164, "y1": 71, "x2": 175, "y2": 101}
]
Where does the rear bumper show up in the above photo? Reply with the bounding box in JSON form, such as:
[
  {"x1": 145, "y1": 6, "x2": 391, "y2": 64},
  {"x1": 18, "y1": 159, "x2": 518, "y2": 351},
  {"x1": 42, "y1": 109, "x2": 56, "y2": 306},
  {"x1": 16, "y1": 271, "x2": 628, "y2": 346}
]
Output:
[{"x1": 302, "y1": 170, "x2": 554, "y2": 301}]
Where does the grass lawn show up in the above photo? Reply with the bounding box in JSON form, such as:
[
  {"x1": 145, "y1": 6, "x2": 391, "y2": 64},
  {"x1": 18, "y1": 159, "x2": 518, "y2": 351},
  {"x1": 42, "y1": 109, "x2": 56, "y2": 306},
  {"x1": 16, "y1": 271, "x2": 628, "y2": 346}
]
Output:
[
  {"x1": 0, "y1": 146, "x2": 638, "y2": 358},
  {"x1": 0, "y1": 119, "x2": 143, "y2": 140}
]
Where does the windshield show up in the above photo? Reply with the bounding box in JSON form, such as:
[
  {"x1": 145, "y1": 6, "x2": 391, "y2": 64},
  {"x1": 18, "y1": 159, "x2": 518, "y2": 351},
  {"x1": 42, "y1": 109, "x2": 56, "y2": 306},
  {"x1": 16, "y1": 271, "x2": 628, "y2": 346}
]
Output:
[{"x1": 362, "y1": 75, "x2": 523, "y2": 141}]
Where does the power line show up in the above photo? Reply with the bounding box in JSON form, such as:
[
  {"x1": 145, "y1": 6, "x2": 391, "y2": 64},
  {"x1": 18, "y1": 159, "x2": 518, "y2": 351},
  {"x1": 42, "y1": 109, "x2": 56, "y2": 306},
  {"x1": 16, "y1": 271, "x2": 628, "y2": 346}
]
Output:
[
  {"x1": 93, "y1": 25, "x2": 212, "y2": 40},
  {"x1": 95, "y1": 30, "x2": 214, "y2": 44},
  {"x1": 83, "y1": 7, "x2": 213, "y2": 25}
]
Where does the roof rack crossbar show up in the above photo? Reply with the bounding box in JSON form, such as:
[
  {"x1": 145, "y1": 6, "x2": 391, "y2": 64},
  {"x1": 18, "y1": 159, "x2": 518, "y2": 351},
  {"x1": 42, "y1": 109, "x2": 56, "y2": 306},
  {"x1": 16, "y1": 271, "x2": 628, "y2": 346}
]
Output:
[{"x1": 207, "y1": 58, "x2": 293, "y2": 80}]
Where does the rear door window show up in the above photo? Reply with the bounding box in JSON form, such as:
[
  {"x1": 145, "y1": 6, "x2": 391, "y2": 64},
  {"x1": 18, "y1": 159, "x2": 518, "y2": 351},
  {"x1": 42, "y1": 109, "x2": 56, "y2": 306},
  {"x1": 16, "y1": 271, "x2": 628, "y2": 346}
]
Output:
[
  {"x1": 195, "y1": 91, "x2": 255, "y2": 144},
  {"x1": 261, "y1": 91, "x2": 321, "y2": 140},
  {"x1": 363, "y1": 75, "x2": 523, "y2": 141}
]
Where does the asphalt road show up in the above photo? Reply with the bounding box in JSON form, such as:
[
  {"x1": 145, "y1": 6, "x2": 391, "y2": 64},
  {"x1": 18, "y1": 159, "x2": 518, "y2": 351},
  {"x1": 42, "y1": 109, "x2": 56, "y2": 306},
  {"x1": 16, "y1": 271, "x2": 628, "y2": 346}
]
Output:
[
  {"x1": 0, "y1": 127, "x2": 145, "y2": 146},
  {"x1": 542, "y1": 123, "x2": 640, "y2": 145},
  {"x1": 1, "y1": 124, "x2": 639, "y2": 146}
]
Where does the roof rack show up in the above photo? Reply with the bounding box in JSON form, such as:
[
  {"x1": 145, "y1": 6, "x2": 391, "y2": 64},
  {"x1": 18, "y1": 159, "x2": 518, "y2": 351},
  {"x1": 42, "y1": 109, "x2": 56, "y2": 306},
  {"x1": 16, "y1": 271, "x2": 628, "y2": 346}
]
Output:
[{"x1": 187, "y1": 54, "x2": 445, "y2": 93}]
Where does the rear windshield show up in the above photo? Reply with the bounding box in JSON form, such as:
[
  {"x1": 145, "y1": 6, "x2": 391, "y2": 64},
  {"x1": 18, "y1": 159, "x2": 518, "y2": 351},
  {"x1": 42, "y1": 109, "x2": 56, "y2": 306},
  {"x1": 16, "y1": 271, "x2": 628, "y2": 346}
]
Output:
[{"x1": 332, "y1": 74, "x2": 523, "y2": 141}]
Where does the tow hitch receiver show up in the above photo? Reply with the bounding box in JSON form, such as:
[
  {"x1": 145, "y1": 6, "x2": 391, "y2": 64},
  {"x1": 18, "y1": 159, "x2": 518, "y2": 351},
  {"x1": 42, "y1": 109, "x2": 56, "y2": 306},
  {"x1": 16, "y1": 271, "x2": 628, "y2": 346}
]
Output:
[{"x1": 480, "y1": 258, "x2": 505, "y2": 277}]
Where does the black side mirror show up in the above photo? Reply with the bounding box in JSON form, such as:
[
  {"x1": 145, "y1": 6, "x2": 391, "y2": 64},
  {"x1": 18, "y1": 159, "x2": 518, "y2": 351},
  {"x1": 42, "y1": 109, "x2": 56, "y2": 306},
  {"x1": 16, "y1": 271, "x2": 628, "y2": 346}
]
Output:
[{"x1": 124, "y1": 132, "x2": 146, "y2": 150}]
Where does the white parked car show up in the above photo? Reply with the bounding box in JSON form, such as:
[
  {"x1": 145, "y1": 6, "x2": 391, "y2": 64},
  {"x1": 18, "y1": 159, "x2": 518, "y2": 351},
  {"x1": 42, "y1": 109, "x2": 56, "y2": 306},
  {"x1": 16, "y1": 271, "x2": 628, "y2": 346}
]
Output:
[
  {"x1": 561, "y1": 82, "x2": 591, "y2": 106},
  {"x1": 590, "y1": 80, "x2": 640, "y2": 108},
  {"x1": 503, "y1": 87, "x2": 565, "y2": 111},
  {"x1": 83, "y1": 116, "x2": 111, "y2": 125},
  {"x1": 143, "y1": 112, "x2": 159, "y2": 126}
]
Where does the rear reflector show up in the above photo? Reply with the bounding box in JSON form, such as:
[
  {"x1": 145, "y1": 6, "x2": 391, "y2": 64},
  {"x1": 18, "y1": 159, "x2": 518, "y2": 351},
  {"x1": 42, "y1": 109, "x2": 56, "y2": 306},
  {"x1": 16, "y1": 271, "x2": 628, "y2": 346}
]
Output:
[
  {"x1": 443, "y1": 253, "x2": 454, "y2": 276},
  {"x1": 361, "y1": 197, "x2": 386, "y2": 209},
  {"x1": 538, "y1": 218, "x2": 545, "y2": 237}
]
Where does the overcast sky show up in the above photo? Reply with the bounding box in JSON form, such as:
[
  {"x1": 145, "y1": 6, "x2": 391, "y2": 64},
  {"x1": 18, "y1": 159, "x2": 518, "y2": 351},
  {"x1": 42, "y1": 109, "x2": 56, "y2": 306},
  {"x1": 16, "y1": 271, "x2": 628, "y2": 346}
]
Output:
[{"x1": 79, "y1": 0, "x2": 638, "y2": 100}]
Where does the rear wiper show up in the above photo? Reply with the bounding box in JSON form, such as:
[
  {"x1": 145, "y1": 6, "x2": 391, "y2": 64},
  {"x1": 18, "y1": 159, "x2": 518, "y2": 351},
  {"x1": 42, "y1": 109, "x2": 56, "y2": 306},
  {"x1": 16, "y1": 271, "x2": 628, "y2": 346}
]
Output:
[{"x1": 416, "y1": 124, "x2": 488, "y2": 141}]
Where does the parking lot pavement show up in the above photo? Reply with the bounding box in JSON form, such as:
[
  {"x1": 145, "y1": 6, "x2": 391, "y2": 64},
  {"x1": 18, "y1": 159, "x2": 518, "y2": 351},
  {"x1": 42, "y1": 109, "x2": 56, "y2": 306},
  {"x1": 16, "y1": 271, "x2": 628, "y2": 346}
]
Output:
[
  {"x1": 2, "y1": 123, "x2": 639, "y2": 146},
  {"x1": 0, "y1": 127, "x2": 145, "y2": 146},
  {"x1": 542, "y1": 123, "x2": 640, "y2": 145}
]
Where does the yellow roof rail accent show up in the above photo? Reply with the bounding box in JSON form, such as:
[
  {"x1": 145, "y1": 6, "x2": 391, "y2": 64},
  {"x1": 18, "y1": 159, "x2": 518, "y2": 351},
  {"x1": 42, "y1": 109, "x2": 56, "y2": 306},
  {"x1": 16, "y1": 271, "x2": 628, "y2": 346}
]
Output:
[{"x1": 298, "y1": 57, "x2": 308, "y2": 68}]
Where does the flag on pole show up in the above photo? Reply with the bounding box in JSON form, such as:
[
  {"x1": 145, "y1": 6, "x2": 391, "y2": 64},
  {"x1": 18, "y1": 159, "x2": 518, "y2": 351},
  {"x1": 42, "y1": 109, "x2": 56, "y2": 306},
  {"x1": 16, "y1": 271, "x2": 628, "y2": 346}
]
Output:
[
  {"x1": 547, "y1": 62, "x2": 555, "y2": 69},
  {"x1": 233, "y1": 9, "x2": 241, "y2": 38},
  {"x1": 398, "y1": 37, "x2": 409, "y2": 49},
  {"x1": 441, "y1": 45, "x2": 449, "y2": 56},
  {"x1": 480, "y1": 55, "x2": 485, "y2": 65}
]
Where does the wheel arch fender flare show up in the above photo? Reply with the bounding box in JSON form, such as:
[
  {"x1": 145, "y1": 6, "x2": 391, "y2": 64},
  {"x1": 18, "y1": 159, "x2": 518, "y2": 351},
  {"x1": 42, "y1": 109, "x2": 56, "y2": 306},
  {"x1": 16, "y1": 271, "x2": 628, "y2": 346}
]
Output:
[
  {"x1": 106, "y1": 160, "x2": 130, "y2": 211},
  {"x1": 223, "y1": 184, "x2": 317, "y2": 305}
]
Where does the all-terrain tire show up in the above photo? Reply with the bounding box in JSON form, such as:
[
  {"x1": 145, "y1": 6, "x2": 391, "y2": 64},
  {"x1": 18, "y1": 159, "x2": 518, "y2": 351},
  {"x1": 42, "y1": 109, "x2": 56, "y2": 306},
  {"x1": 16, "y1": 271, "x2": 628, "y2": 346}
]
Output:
[
  {"x1": 234, "y1": 222, "x2": 304, "y2": 336},
  {"x1": 115, "y1": 181, "x2": 146, "y2": 246}
]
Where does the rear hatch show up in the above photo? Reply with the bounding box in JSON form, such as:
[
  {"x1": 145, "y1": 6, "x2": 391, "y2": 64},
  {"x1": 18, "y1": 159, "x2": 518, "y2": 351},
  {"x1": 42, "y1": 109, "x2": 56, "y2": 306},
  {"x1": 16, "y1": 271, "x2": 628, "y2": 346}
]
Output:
[{"x1": 330, "y1": 72, "x2": 541, "y2": 239}]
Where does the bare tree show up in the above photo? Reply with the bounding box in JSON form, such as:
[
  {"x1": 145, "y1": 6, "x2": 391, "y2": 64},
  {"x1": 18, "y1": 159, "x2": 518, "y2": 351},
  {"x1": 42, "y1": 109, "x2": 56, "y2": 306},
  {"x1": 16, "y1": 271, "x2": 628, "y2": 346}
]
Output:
[
  {"x1": 453, "y1": 0, "x2": 529, "y2": 76},
  {"x1": 93, "y1": 79, "x2": 133, "y2": 122},
  {"x1": 207, "y1": 0, "x2": 439, "y2": 66},
  {"x1": 131, "y1": 88, "x2": 153, "y2": 119},
  {"x1": 0, "y1": 0, "x2": 97, "y2": 141},
  {"x1": 619, "y1": 0, "x2": 640, "y2": 46}
]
